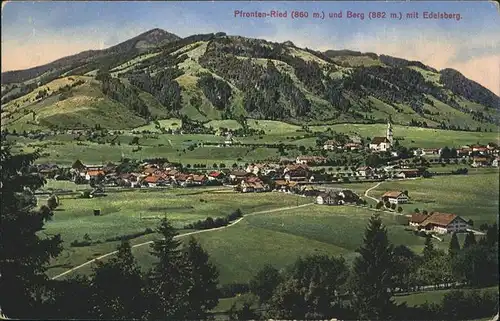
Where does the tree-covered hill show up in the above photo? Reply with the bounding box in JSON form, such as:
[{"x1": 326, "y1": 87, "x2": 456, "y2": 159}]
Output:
[{"x1": 1, "y1": 29, "x2": 498, "y2": 131}]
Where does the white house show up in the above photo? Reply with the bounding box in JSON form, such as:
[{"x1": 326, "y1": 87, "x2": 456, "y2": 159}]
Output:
[
  {"x1": 419, "y1": 212, "x2": 470, "y2": 234},
  {"x1": 316, "y1": 192, "x2": 340, "y2": 205},
  {"x1": 323, "y1": 140, "x2": 340, "y2": 150},
  {"x1": 381, "y1": 191, "x2": 409, "y2": 204},
  {"x1": 492, "y1": 157, "x2": 499, "y2": 167},
  {"x1": 409, "y1": 213, "x2": 430, "y2": 227},
  {"x1": 357, "y1": 166, "x2": 373, "y2": 177}
]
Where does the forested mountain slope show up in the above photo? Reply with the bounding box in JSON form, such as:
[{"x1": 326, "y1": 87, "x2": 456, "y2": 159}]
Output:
[{"x1": 2, "y1": 29, "x2": 498, "y2": 131}]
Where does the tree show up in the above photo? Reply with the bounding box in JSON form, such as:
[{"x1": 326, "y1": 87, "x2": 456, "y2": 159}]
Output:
[
  {"x1": 422, "y1": 236, "x2": 436, "y2": 261},
  {"x1": 90, "y1": 240, "x2": 145, "y2": 319},
  {"x1": 131, "y1": 136, "x2": 140, "y2": 145},
  {"x1": 0, "y1": 146, "x2": 63, "y2": 318},
  {"x1": 267, "y1": 255, "x2": 348, "y2": 319},
  {"x1": 181, "y1": 237, "x2": 220, "y2": 319},
  {"x1": 144, "y1": 219, "x2": 188, "y2": 319},
  {"x1": 350, "y1": 214, "x2": 395, "y2": 320},
  {"x1": 463, "y1": 232, "x2": 477, "y2": 248},
  {"x1": 448, "y1": 233, "x2": 461, "y2": 257},
  {"x1": 249, "y1": 265, "x2": 283, "y2": 304},
  {"x1": 46, "y1": 195, "x2": 59, "y2": 210},
  {"x1": 376, "y1": 201, "x2": 383, "y2": 209},
  {"x1": 397, "y1": 206, "x2": 403, "y2": 213},
  {"x1": 391, "y1": 245, "x2": 420, "y2": 292}
]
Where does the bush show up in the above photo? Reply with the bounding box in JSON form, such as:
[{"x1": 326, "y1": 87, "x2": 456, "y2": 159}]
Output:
[
  {"x1": 104, "y1": 228, "x2": 155, "y2": 242},
  {"x1": 397, "y1": 206, "x2": 403, "y2": 213}
]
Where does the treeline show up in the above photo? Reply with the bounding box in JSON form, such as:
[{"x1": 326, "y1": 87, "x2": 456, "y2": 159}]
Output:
[
  {"x1": 128, "y1": 68, "x2": 183, "y2": 114},
  {"x1": 200, "y1": 40, "x2": 311, "y2": 119},
  {"x1": 98, "y1": 73, "x2": 151, "y2": 119},
  {"x1": 440, "y1": 68, "x2": 500, "y2": 110},
  {"x1": 184, "y1": 209, "x2": 243, "y2": 230},
  {"x1": 197, "y1": 73, "x2": 232, "y2": 111}
]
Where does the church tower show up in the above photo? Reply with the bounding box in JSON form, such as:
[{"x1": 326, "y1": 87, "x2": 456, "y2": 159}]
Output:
[{"x1": 386, "y1": 120, "x2": 393, "y2": 145}]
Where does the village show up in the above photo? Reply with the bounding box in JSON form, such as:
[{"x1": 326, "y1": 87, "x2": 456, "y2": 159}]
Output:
[{"x1": 32, "y1": 121, "x2": 499, "y2": 240}]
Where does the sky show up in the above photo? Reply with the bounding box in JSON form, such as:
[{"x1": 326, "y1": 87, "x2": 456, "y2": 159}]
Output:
[{"x1": 2, "y1": 1, "x2": 500, "y2": 95}]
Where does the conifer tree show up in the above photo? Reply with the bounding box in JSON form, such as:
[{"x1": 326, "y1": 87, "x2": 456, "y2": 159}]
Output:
[
  {"x1": 181, "y1": 237, "x2": 220, "y2": 319},
  {"x1": 145, "y1": 218, "x2": 188, "y2": 320},
  {"x1": 449, "y1": 232, "x2": 461, "y2": 257},
  {"x1": 463, "y1": 232, "x2": 477, "y2": 248},
  {"x1": 0, "y1": 146, "x2": 63, "y2": 318},
  {"x1": 422, "y1": 235, "x2": 436, "y2": 261},
  {"x1": 350, "y1": 213, "x2": 395, "y2": 320},
  {"x1": 90, "y1": 240, "x2": 145, "y2": 319}
]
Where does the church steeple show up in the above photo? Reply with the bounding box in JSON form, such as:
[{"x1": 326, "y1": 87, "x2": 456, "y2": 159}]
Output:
[{"x1": 386, "y1": 120, "x2": 393, "y2": 145}]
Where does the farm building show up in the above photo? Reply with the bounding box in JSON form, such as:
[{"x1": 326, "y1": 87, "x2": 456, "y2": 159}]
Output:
[
  {"x1": 409, "y1": 213, "x2": 430, "y2": 227},
  {"x1": 316, "y1": 192, "x2": 342, "y2": 205},
  {"x1": 418, "y1": 212, "x2": 470, "y2": 234},
  {"x1": 381, "y1": 191, "x2": 409, "y2": 204},
  {"x1": 471, "y1": 157, "x2": 491, "y2": 167}
]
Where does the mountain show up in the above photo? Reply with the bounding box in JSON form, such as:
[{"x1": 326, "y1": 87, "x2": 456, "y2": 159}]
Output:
[
  {"x1": 1, "y1": 28, "x2": 180, "y2": 85},
  {"x1": 1, "y1": 29, "x2": 499, "y2": 132}
]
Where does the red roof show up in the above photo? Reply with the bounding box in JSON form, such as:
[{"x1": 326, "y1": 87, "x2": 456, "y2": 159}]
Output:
[
  {"x1": 209, "y1": 171, "x2": 223, "y2": 178},
  {"x1": 409, "y1": 213, "x2": 429, "y2": 224},
  {"x1": 371, "y1": 137, "x2": 390, "y2": 144},
  {"x1": 86, "y1": 170, "x2": 105, "y2": 176},
  {"x1": 144, "y1": 176, "x2": 162, "y2": 183},
  {"x1": 382, "y1": 191, "x2": 405, "y2": 198},
  {"x1": 421, "y1": 212, "x2": 462, "y2": 227}
]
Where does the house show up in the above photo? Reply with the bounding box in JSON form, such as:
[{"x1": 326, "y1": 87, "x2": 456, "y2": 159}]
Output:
[
  {"x1": 85, "y1": 170, "x2": 105, "y2": 181},
  {"x1": 191, "y1": 175, "x2": 207, "y2": 186},
  {"x1": 174, "y1": 173, "x2": 192, "y2": 187},
  {"x1": 381, "y1": 191, "x2": 409, "y2": 204},
  {"x1": 395, "y1": 169, "x2": 420, "y2": 179},
  {"x1": 357, "y1": 166, "x2": 373, "y2": 177},
  {"x1": 274, "y1": 180, "x2": 297, "y2": 193},
  {"x1": 369, "y1": 137, "x2": 391, "y2": 152},
  {"x1": 296, "y1": 156, "x2": 327, "y2": 165},
  {"x1": 471, "y1": 157, "x2": 490, "y2": 167},
  {"x1": 323, "y1": 140, "x2": 341, "y2": 150},
  {"x1": 284, "y1": 170, "x2": 308, "y2": 182},
  {"x1": 224, "y1": 133, "x2": 234, "y2": 146},
  {"x1": 316, "y1": 192, "x2": 341, "y2": 205},
  {"x1": 229, "y1": 170, "x2": 248, "y2": 183},
  {"x1": 419, "y1": 212, "x2": 470, "y2": 234},
  {"x1": 409, "y1": 213, "x2": 429, "y2": 227},
  {"x1": 457, "y1": 148, "x2": 472, "y2": 157},
  {"x1": 142, "y1": 175, "x2": 169, "y2": 187},
  {"x1": 208, "y1": 171, "x2": 225, "y2": 181},
  {"x1": 344, "y1": 142, "x2": 362, "y2": 151},
  {"x1": 492, "y1": 157, "x2": 499, "y2": 167},
  {"x1": 414, "y1": 148, "x2": 440, "y2": 157}
]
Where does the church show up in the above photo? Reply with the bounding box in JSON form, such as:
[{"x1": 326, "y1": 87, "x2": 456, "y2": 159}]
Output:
[{"x1": 369, "y1": 121, "x2": 393, "y2": 152}]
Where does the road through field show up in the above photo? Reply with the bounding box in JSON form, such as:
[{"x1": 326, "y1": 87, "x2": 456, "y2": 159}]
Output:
[
  {"x1": 364, "y1": 181, "x2": 383, "y2": 202},
  {"x1": 51, "y1": 202, "x2": 315, "y2": 280}
]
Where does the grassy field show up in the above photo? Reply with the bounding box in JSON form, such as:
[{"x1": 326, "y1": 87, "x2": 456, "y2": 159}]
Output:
[
  {"x1": 44, "y1": 187, "x2": 310, "y2": 278},
  {"x1": 123, "y1": 204, "x2": 436, "y2": 285},
  {"x1": 369, "y1": 172, "x2": 499, "y2": 226}
]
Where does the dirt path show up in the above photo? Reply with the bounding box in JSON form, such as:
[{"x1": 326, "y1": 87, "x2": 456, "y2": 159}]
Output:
[
  {"x1": 364, "y1": 181, "x2": 383, "y2": 202},
  {"x1": 51, "y1": 202, "x2": 314, "y2": 280}
]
